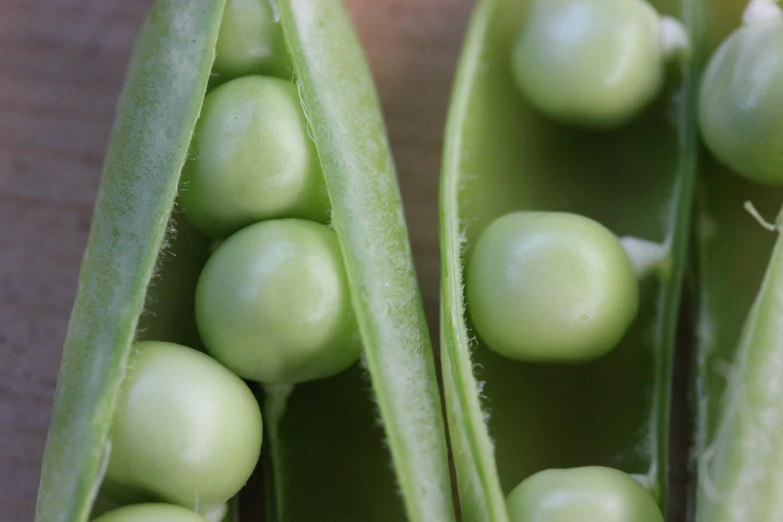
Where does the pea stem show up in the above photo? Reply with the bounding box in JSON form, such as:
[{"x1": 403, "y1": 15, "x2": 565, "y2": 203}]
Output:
[
  {"x1": 263, "y1": 383, "x2": 295, "y2": 522},
  {"x1": 742, "y1": 0, "x2": 783, "y2": 25},
  {"x1": 620, "y1": 236, "x2": 670, "y2": 279},
  {"x1": 267, "y1": 0, "x2": 280, "y2": 22},
  {"x1": 744, "y1": 201, "x2": 778, "y2": 232},
  {"x1": 660, "y1": 15, "x2": 691, "y2": 60},
  {"x1": 629, "y1": 472, "x2": 658, "y2": 497},
  {"x1": 202, "y1": 504, "x2": 229, "y2": 522}
]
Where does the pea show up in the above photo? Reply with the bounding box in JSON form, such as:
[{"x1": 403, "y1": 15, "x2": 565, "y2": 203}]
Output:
[
  {"x1": 92, "y1": 504, "x2": 207, "y2": 522},
  {"x1": 506, "y1": 467, "x2": 663, "y2": 522},
  {"x1": 180, "y1": 75, "x2": 329, "y2": 237},
  {"x1": 511, "y1": 0, "x2": 670, "y2": 128},
  {"x1": 213, "y1": 0, "x2": 287, "y2": 79},
  {"x1": 698, "y1": 16, "x2": 783, "y2": 184},
  {"x1": 104, "y1": 341, "x2": 263, "y2": 511},
  {"x1": 466, "y1": 211, "x2": 639, "y2": 363},
  {"x1": 196, "y1": 218, "x2": 360, "y2": 384}
]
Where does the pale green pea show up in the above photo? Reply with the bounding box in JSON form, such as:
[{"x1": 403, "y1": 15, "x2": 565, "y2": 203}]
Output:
[
  {"x1": 213, "y1": 0, "x2": 287, "y2": 79},
  {"x1": 698, "y1": 17, "x2": 783, "y2": 185},
  {"x1": 466, "y1": 211, "x2": 639, "y2": 363},
  {"x1": 104, "y1": 341, "x2": 263, "y2": 512},
  {"x1": 180, "y1": 75, "x2": 329, "y2": 238},
  {"x1": 92, "y1": 504, "x2": 207, "y2": 522},
  {"x1": 506, "y1": 467, "x2": 664, "y2": 522},
  {"x1": 511, "y1": 0, "x2": 665, "y2": 128},
  {"x1": 195, "y1": 218, "x2": 361, "y2": 384}
]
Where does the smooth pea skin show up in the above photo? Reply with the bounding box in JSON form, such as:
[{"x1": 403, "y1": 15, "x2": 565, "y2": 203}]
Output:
[
  {"x1": 180, "y1": 76, "x2": 328, "y2": 237},
  {"x1": 213, "y1": 0, "x2": 287, "y2": 79},
  {"x1": 698, "y1": 18, "x2": 783, "y2": 184},
  {"x1": 92, "y1": 504, "x2": 207, "y2": 522},
  {"x1": 196, "y1": 219, "x2": 361, "y2": 383},
  {"x1": 506, "y1": 467, "x2": 663, "y2": 522},
  {"x1": 512, "y1": 0, "x2": 663, "y2": 128},
  {"x1": 104, "y1": 341, "x2": 263, "y2": 512},
  {"x1": 466, "y1": 212, "x2": 638, "y2": 363}
]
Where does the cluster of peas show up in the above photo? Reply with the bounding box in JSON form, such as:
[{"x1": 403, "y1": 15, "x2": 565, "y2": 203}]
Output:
[
  {"x1": 464, "y1": 0, "x2": 783, "y2": 521},
  {"x1": 90, "y1": 0, "x2": 783, "y2": 520},
  {"x1": 93, "y1": 2, "x2": 361, "y2": 521}
]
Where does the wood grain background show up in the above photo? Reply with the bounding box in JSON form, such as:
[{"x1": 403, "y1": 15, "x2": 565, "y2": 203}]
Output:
[{"x1": 0, "y1": 1, "x2": 472, "y2": 519}]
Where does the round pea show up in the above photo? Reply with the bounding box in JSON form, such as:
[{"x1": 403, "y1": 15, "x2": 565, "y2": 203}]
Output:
[
  {"x1": 92, "y1": 504, "x2": 207, "y2": 522},
  {"x1": 196, "y1": 219, "x2": 361, "y2": 384},
  {"x1": 104, "y1": 341, "x2": 263, "y2": 511},
  {"x1": 506, "y1": 467, "x2": 663, "y2": 522},
  {"x1": 511, "y1": 0, "x2": 663, "y2": 128},
  {"x1": 698, "y1": 18, "x2": 783, "y2": 184},
  {"x1": 466, "y1": 212, "x2": 638, "y2": 363},
  {"x1": 180, "y1": 76, "x2": 328, "y2": 237},
  {"x1": 213, "y1": 0, "x2": 287, "y2": 79}
]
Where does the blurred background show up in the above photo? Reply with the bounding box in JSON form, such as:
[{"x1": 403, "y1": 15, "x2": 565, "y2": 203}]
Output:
[{"x1": 0, "y1": 1, "x2": 471, "y2": 519}]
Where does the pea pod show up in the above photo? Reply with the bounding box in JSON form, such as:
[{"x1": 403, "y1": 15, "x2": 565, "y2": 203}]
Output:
[
  {"x1": 439, "y1": 0, "x2": 698, "y2": 519},
  {"x1": 691, "y1": 1, "x2": 783, "y2": 520},
  {"x1": 35, "y1": 1, "x2": 455, "y2": 521}
]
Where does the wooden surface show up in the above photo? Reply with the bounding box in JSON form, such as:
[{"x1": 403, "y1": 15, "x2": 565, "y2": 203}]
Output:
[{"x1": 0, "y1": 1, "x2": 472, "y2": 519}]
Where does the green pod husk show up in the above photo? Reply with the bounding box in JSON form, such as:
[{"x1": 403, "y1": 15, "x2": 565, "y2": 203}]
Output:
[
  {"x1": 35, "y1": 1, "x2": 455, "y2": 521},
  {"x1": 690, "y1": 1, "x2": 783, "y2": 521},
  {"x1": 439, "y1": 0, "x2": 699, "y2": 520},
  {"x1": 693, "y1": 211, "x2": 783, "y2": 522}
]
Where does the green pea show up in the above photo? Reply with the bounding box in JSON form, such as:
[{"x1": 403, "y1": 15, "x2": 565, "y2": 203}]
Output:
[
  {"x1": 92, "y1": 504, "x2": 207, "y2": 522},
  {"x1": 196, "y1": 218, "x2": 361, "y2": 383},
  {"x1": 180, "y1": 75, "x2": 329, "y2": 237},
  {"x1": 104, "y1": 341, "x2": 263, "y2": 512},
  {"x1": 466, "y1": 211, "x2": 638, "y2": 363},
  {"x1": 511, "y1": 0, "x2": 665, "y2": 128},
  {"x1": 506, "y1": 467, "x2": 663, "y2": 522},
  {"x1": 698, "y1": 17, "x2": 783, "y2": 184},
  {"x1": 213, "y1": 0, "x2": 287, "y2": 79}
]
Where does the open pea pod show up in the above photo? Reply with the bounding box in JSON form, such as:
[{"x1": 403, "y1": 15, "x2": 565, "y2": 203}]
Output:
[
  {"x1": 690, "y1": 1, "x2": 783, "y2": 521},
  {"x1": 35, "y1": 1, "x2": 455, "y2": 522},
  {"x1": 439, "y1": 0, "x2": 699, "y2": 519}
]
